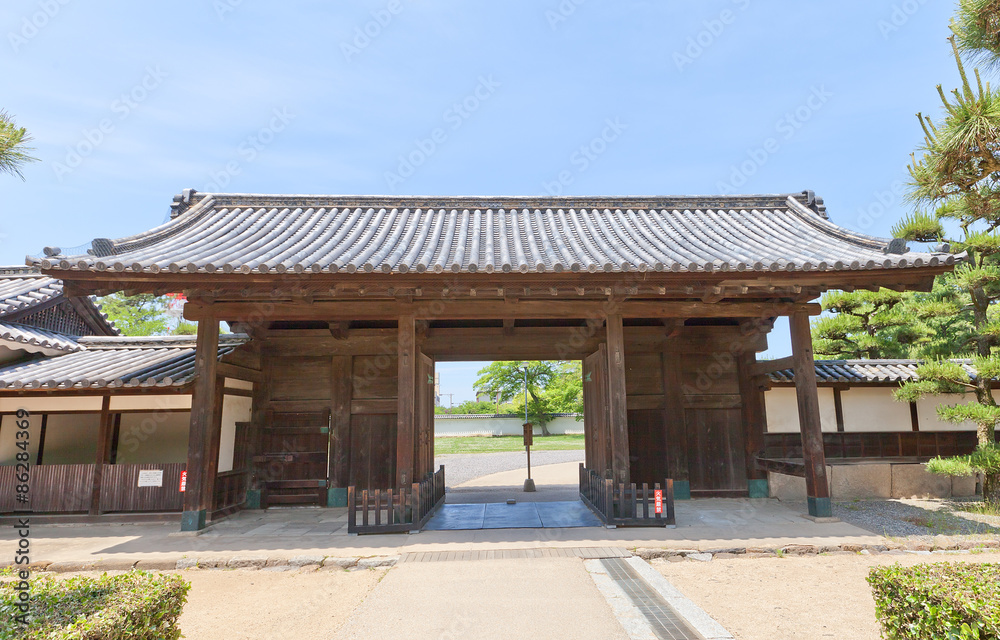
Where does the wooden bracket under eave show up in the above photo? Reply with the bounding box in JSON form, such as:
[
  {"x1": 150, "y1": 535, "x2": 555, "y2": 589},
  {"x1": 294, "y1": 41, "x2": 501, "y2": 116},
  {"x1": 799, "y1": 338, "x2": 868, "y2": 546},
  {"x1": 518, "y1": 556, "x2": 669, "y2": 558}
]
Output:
[{"x1": 328, "y1": 321, "x2": 350, "y2": 340}]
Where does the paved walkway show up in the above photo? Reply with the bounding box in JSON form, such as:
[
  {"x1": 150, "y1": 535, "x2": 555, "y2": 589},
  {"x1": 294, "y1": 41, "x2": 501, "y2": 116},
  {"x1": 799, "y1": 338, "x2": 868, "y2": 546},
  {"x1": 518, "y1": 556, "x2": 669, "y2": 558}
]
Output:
[
  {"x1": 332, "y1": 555, "x2": 631, "y2": 640},
  {"x1": 424, "y1": 500, "x2": 602, "y2": 530}
]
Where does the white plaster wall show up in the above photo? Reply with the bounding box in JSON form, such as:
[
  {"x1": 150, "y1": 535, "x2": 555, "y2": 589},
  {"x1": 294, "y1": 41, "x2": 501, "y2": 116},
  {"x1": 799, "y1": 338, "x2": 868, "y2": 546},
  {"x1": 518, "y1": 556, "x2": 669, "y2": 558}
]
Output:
[
  {"x1": 0, "y1": 412, "x2": 42, "y2": 465},
  {"x1": 109, "y1": 395, "x2": 192, "y2": 411},
  {"x1": 217, "y1": 395, "x2": 252, "y2": 473},
  {"x1": 916, "y1": 395, "x2": 977, "y2": 432},
  {"x1": 0, "y1": 396, "x2": 104, "y2": 412},
  {"x1": 41, "y1": 414, "x2": 100, "y2": 464},
  {"x1": 764, "y1": 387, "x2": 837, "y2": 433},
  {"x1": 841, "y1": 387, "x2": 912, "y2": 432},
  {"x1": 115, "y1": 412, "x2": 190, "y2": 464},
  {"x1": 434, "y1": 415, "x2": 584, "y2": 437}
]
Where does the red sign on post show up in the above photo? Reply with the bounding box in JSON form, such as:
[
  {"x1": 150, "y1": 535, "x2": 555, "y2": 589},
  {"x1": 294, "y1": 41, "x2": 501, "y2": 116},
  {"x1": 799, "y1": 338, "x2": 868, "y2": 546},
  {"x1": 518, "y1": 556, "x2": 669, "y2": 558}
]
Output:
[
  {"x1": 179, "y1": 470, "x2": 187, "y2": 493},
  {"x1": 654, "y1": 489, "x2": 663, "y2": 514}
]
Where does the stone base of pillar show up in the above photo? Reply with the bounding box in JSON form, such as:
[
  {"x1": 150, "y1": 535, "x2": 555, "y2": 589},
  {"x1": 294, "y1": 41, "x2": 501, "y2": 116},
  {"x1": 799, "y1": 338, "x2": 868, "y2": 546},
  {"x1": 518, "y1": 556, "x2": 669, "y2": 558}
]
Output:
[
  {"x1": 180, "y1": 509, "x2": 207, "y2": 532},
  {"x1": 807, "y1": 496, "x2": 833, "y2": 518},
  {"x1": 747, "y1": 478, "x2": 769, "y2": 499}
]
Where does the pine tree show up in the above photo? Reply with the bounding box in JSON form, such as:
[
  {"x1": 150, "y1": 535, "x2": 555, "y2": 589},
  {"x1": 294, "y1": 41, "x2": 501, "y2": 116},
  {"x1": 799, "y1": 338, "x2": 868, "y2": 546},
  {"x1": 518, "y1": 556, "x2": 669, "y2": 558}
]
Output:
[
  {"x1": 893, "y1": 22, "x2": 1000, "y2": 505},
  {"x1": 0, "y1": 111, "x2": 37, "y2": 180}
]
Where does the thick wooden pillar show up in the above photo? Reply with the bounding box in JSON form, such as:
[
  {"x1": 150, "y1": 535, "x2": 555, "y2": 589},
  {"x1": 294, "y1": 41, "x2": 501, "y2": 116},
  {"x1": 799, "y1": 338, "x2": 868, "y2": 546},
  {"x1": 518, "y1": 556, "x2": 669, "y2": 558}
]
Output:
[
  {"x1": 661, "y1": 348, "x2": 690, "y2": 499},
  {"x1": 606, "y1": 312, "x2": 630, "y2": 485},
  {"x1": 182, "y1": 316, "x2": 219, "y2": 531},
  {"x1": 396, "y1": 314, "x2": 416, "y2": 487},
  {"x1": 89, "y1": 395, "x2": 112, "y2": 515},
  {"x1": 788, "y1": 311, "x2": 831, "y2": 517},
  {"x1": 736, "y1": 351, "x2": 768, "y2": 498}
]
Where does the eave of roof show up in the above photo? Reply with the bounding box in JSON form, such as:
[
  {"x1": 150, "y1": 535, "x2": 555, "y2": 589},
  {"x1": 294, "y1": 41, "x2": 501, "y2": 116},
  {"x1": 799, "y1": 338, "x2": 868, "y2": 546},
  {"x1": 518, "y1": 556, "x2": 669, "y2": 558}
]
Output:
[
  {"x1": 0, "y1": 322, "x2": 82, "y2": 355},
  {"x1": 768, "y1": 359, "x2": 977, "y2": 384},
  {"x1": 0, "y1": 334, "x2": 247, "y2": 391},
  {"x1": 0, "y1": 266, "x2": 119, "y2": 335},
  {"x1": 27, "y1": 191, "x2": 956, "y2": 279}
]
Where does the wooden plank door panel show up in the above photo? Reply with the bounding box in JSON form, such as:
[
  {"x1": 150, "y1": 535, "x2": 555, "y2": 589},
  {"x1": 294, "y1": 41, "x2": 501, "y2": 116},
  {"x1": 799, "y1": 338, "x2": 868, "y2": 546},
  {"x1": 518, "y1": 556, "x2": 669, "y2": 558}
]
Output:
[{"x1": 685, "y1": 408, "x2": 748, "y2": 494}]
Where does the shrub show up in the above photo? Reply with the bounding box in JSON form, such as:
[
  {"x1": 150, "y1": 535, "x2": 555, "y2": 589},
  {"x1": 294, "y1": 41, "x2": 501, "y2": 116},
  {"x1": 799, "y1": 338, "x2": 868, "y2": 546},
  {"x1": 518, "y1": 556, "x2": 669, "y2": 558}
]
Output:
[
  {"x1": 0, "y1": 570, "x2": 189, "y2": 639},
  {"x1": 868, "y1": 562, "x2": 1000, "y2": 639}
]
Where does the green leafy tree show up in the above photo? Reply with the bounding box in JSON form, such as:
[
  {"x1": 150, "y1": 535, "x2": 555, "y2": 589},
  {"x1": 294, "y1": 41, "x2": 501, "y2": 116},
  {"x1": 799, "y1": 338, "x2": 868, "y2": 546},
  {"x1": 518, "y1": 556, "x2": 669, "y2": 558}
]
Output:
[
  {"x1": 893, "y1": 16, "x2": 1000, "y2": 505},
  {"x1": 97, "y1": 294, "x2": 169, "y2": 336},
  {"x1": 474, "y1": 361, "x2": 582, "y2": 435},
  {"x1": 542, "y1": 361, "x2": 584, "y2": 419},
  {"x1": 0, "y1": 111, "x2": 38, "y2": 180}
]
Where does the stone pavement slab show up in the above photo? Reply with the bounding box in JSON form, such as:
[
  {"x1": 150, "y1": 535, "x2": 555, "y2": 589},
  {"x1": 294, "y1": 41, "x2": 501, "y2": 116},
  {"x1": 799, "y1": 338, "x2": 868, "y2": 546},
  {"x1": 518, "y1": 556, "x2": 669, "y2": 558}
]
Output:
[{"x1": 332, "y1": 556, "x2": 630, "y2": 640}]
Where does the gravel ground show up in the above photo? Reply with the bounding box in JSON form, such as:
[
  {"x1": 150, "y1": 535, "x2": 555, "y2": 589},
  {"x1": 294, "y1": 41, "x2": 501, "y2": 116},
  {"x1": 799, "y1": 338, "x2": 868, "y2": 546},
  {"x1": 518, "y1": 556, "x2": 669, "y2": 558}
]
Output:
[
  {"x1": 832, "y1": 497, "x2": 1000, "y2": 539},
  {"x1": 435, "y1": 450, "x2": 585, "y2": 486}
]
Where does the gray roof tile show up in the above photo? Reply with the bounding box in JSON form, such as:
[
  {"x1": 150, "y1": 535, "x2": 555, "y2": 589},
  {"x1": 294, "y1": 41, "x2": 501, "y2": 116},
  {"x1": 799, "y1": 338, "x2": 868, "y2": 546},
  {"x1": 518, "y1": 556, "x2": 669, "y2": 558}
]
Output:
[{"x1": 28, "y1": 192, "x2": 955, "y2": 276}]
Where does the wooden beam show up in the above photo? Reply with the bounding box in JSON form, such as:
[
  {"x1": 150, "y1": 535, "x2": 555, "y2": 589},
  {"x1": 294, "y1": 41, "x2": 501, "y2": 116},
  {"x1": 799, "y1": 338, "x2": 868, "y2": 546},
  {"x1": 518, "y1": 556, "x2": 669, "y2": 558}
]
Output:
[
  {"x1": 789, "y1": 310, "x2": 831, "y2": 518},
  {"x1": 328, "y1": 321, "x2": 350, "y2": 339},
  {"x1": 503, "y1": 318, "x2": 515, "y2": 336},
  {"x1": 749, "y1": 355, "x2": 796, "y2": 377},
  {"x1": 737, "y1": 352, "x2": 767, "y2": 484},
  {"x1": 330, "y1": 355, "x2": 352, "y2": 490},
  {"x1": 181, "y1": 316, "x2": 219, "y2": 531},
  {"x1": 89, "y1": 395, "x2": 112, "y2": 515},
  {"x1": 756, "y1": 457, "x2": 807, "y2": 478},
  {"x1": 185, "y1": 299, "x2": 821, "y2": 322},
  {"x1": 606, "y1": 312, "x2": 630, "y2": 485},
  {"x1": 216, "y1": 362, "x2": 262, "y2": 383},
  {"x1": 396, "y1": 314, "x2": 416, "y2": 487},
  {"x1": 203, "y1": 375, "x2": 225, "y2": 512}
]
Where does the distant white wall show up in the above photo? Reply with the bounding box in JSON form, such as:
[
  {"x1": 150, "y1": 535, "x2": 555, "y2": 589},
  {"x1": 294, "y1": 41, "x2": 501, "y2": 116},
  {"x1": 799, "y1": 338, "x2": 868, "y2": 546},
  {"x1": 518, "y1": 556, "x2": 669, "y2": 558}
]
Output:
[
  {"x1": 42, "y1": 414, "x2": 100, "y2": 464},
  {"x1": 435, "y1": 415, "x2": 584, "y2": 437},
  {"x1": 764, "y1": 387, "x2": 837, "y2": 433},
  {"x1": 0, "y1": 412, "x2": 42, "y2": 465},
  {"x1": 765, "y1": 385, "x2": 987, "y2": 433},
  {"x1": 218, "y1": 395, "x2": 252, "y2": 472}
]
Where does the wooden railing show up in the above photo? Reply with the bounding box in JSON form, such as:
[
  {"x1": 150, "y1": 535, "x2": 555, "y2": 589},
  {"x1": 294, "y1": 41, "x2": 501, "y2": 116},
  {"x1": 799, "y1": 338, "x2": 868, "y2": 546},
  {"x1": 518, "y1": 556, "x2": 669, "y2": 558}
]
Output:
[
  {"x1": 347, "y1": 466, "x2": 445, "y2": 534},
  {"x1": 763, "y1": 430, "x2": 1000, "y2": 461},
  {"x1": 213, "y1": 469, "x2": 250, "y2": 515},
  {"x1": 99, "y1": 463, "x2": 186, "y2": 512},
  {"x1": 579, "y1": 464, "x2": 675, "y2": 527},
  {"x1": 0, "y1": 464, "x2": 94, "y2": 514}
]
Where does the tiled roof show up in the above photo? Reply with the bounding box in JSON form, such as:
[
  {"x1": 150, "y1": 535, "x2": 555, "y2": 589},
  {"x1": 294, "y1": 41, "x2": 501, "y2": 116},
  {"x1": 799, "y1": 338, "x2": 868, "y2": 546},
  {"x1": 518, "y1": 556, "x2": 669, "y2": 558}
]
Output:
[
  {"x1": 0, "y1": 322, "x2": 82, "y2": 354},
  {"x1": 0, "y1": 266, "x2": 63, "y2": 315},
  {"x1": 0, "y1": 334, "x2": 247, "y2": 390},
  {"x1": 28, "y1": 191, "x2": 955, "y2": 276},
  {"x1": 768, "y1": 359, "x2": 977, "y2": 384},
  {"x1": 0, "y1": 266, "x2": 118, "y2": 335}
]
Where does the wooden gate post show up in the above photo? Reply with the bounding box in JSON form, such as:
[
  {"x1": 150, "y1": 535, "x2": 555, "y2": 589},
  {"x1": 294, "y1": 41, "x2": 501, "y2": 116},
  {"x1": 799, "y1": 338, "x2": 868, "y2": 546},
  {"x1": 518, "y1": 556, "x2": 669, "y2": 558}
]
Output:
[
  {"x1": 89, "y1": 394, "x2": 113, "y2": 515},
  {"x1": 789, "y1": 310, "x2": 832, "y2": 518},
  {"x1": 396, "y1": 314, "x2": 416, "y2": 488},
  {"x1": 606, "y1": 312, "x2": 630, "y2": 486},
  {"x1": 182, "y1": 315, "x2": 219, "y2": 531}
]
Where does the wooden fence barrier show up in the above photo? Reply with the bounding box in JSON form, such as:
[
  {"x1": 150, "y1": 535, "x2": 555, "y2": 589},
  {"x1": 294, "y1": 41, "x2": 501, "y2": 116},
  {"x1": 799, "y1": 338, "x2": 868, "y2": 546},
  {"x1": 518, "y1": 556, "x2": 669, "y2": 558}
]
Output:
[
  {"x1": 347, "y1": 465, "x2": 445, "y2": 534},
  {"x1": 579, "y1": 464, "x2": 675, "y2": 527}
]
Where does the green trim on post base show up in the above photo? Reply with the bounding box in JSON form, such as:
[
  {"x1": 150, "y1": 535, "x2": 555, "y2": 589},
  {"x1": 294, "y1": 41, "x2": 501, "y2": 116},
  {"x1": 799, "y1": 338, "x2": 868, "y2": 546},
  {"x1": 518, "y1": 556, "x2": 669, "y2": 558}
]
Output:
[
  {"x1": 807, "y1": 497, "x2": 833, "y2": 518},
  {"x1": 673, "y1": 480, "x2": 691, "y2": 500},
  {"x1": 327, "y1": 487, "x2": 347, "y2": 507},
  {"x1": 747, "y1": 479, "x2": 769, "y2": 499},
  {"x1": 245, "y1": 489, "x2": 262, "y2": 510},
  {"x1": 180, "y1": 509, "x2": 207, "y2": 532}
]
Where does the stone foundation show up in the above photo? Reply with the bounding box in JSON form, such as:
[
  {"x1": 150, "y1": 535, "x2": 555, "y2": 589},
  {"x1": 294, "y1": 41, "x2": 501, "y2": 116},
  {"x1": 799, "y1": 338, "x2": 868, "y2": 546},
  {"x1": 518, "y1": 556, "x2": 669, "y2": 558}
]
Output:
[{"x1": 768, "y1": 462, "x2": 980, "y2": 500}]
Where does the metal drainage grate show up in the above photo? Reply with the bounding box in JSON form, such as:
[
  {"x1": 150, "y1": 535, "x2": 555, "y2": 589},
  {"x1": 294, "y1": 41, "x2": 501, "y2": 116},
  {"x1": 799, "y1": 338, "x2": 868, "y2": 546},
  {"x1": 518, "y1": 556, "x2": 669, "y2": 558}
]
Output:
[
  {"x1": 400, "y1": 547, "x2": 631, "y2": 563},
  {"x1": 600, "y1": 558, "x2": 704, "y2": 640}
]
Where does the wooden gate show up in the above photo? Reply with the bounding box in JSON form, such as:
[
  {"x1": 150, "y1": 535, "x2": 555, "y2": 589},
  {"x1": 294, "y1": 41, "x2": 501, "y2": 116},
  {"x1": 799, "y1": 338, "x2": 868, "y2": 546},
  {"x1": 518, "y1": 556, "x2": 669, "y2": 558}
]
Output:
[
  {"x1": 685, "y1": 407, "x2": 748, "y2": 495},
  {"x1": 416, "y1": 353, "x2": 435, "y2": 480},
  {"x1": 583, "y1": 344, "x2": 610, "y2": 478},
  {"x1": 257, "y1": 408, "x2": 331, "y2": 506}
]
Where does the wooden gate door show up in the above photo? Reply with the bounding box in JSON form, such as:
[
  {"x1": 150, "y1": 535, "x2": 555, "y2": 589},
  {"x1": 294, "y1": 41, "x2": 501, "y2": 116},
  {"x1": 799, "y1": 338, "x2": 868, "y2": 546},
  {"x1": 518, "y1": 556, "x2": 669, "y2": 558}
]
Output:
[
  {"x1": 258, "y1": 408, "x2": 331, "y2": 506},
  {"x1": 685, "y1": 408, "x2": 748, "y2": 496},
  {"x1": 582, "y1": 344, "x2": 610, "y2": 477},
  {"x1": 415, "y1": 352, "x2": 435, "y2": 480},
  {"x1": 257, "y1": 355, "x2": 332, "y2": 506}
]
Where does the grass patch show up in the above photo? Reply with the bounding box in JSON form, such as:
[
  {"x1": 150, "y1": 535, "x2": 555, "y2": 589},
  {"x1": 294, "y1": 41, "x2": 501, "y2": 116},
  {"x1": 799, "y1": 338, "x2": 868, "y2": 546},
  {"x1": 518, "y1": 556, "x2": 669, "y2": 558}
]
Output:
[
  {"x1": 434, "y1": 434, "x2": 585, "y2": 455},
  {"x1": 955, "y1": 501, "x2": 1000, "y2": 517}
]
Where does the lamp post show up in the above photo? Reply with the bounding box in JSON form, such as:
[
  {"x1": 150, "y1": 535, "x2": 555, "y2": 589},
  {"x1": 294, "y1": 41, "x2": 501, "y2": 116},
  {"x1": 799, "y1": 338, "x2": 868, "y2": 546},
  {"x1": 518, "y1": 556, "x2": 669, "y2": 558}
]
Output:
[{"x1": 522, "y1": 365, "x2": 535, "y2": 492}]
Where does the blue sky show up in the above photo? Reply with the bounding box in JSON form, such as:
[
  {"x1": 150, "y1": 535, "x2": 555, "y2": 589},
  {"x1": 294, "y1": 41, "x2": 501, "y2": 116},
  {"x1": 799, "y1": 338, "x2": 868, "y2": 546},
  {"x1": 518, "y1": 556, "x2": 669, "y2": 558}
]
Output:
[{"x1": 1, "y1": 1, "x2": 959, "y2": 403}]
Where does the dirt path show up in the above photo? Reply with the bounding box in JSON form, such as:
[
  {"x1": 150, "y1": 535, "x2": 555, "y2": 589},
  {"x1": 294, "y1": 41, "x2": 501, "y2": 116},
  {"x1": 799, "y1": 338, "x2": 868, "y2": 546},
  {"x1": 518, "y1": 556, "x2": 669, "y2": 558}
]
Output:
[
  {"x1": 177, "y1": 568, "x2": 384, "y2": 640},
  {"x1": 652, "y1": 552, "x2": 1000, "y2": 640}
]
